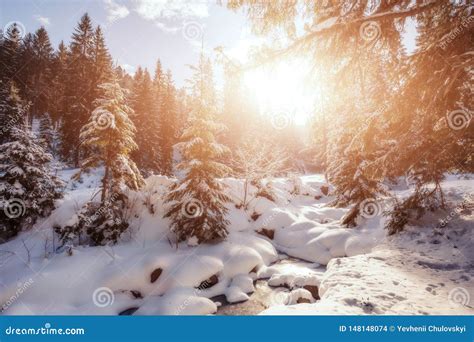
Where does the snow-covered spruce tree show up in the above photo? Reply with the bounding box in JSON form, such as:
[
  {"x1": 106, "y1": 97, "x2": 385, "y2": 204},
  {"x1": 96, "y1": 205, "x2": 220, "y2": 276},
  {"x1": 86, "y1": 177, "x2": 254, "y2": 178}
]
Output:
[
  {"x1": 164, "y1": 54, "x2": 231, "y2": 245},
  {"x1": 58, "y1": 79, "x2": 144, "y2": 246},
  {"x1": 0, "y1": 82, "x2": 63, "y2": 243}
]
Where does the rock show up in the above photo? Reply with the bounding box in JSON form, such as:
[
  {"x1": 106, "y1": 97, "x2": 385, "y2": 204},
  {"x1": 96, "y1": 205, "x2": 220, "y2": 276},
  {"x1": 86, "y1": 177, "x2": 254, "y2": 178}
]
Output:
[
  {"x1": 320, "y1": 185, "x2": 329, "y2": 196},
  {"x1": 256, "y1": 228, "x2": 274, "y2": 240},
  {"x1": 249, "y1": 266, "x2": 259, "y2": 274},
  {"x1": 251, "y1": 212, "x2": 261, "y2": 221},
  {"x1": 118, "y1": 307, "x2": 139, "y2": 315},
  {"x1": 130, "y1": 290, "x2": 142, "y2": 299},
  {"x1": 197, "y1": 274, "x2": 219, "y2": 290},
  {"x1": 150, "y1": 268, "x2": 163, "y2": 283},
  {"x1": 297, "y1": 297, "x2": 312, "y2": 304},
  {"x1": 303, "y1": 285, "x2": 320, "y2": 300},
  {"x1": 314, "y1": 195, "x2": 322, "y2": 200}
]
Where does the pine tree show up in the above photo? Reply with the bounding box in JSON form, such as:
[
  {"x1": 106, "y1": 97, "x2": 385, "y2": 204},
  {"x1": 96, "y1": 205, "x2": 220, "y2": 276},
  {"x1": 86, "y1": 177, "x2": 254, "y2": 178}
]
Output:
[
  {"x1": 30, "y1": 27, "x2": 54, "y2": 118},
  {"x1": 59, "y1": 78, "x2": 144, "y2": 246},
  {"x1": 0, "y1": 82, "x2": 63, "y2": 243},
  {"x1": 130, "y1": 68, "x2": 161, "y2": 175},
  {"x1": 159, "y1": 70, "x2": 178, "y2": 175},
  {"x1": 153, "y1": 59, "x2": 165, "y2": 99},
  {"x1": 91, "y1": 25, "x2": 113, "y2": 98},
  {"x1": 164, "y1": 54, "x2": 231, "y2": 245},
  {"x1": 0, "y1": 24, "x2": 22, "y2": 83},
  {"x1": 61, "y1": 13, "x2": 95, "y2": 165},
  {"x1": 50, "y1": 41, "x2": 69, "y2": 123},
  {"x1": 16, "y1": 33, "x2": 35, "y2": 110}
]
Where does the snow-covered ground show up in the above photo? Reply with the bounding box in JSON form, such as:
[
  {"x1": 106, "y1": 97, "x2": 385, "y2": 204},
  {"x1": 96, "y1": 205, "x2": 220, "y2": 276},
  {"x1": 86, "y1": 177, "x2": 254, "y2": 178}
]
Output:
[{"x1": 0, "y1": 170, "x2": 472, "y2": 315}]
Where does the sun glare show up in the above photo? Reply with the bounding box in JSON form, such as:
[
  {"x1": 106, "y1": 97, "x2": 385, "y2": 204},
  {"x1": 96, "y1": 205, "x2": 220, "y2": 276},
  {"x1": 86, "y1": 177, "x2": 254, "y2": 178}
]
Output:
[{"x1": 243, "y1": 59, "x2": 315, "y2": 126}]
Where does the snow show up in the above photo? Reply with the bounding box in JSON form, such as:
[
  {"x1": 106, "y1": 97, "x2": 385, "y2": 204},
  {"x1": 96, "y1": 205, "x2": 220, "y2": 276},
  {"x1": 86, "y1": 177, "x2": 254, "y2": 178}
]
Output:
[
  {"x1": 135, "y1": 288, "x2": 217, "y2": 315},
  {"x1": 0, "y1": 170, "x2": 472, "y2": 316},
  {"x1": 286, "y1": 288, "x2": 315, "y2": 305},
  {"x1": 225, "y1": 286, "x2": 250, "y2": 303},
  {"x1": 262, "y1": 177, "x2": 474, "y2": 315}
]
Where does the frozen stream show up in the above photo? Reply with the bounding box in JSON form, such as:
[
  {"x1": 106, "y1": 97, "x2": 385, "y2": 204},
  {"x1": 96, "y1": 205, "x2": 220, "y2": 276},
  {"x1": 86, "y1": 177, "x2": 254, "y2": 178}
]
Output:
[{"x1": 215, "y1": 256, "x2": 325, "y2": 315}]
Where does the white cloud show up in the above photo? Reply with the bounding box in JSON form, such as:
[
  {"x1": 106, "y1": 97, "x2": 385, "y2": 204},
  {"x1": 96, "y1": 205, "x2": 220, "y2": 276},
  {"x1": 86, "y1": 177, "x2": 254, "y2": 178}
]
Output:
[
  {"x1": 103, "y1": 0, "x2": 130, "y2": 23},
  {"x1": 34, "y1": 15, "x2": 50, "y2": 26},
  {"x1": 133, "y1": 0, "x2": 209, "y2": 32}
]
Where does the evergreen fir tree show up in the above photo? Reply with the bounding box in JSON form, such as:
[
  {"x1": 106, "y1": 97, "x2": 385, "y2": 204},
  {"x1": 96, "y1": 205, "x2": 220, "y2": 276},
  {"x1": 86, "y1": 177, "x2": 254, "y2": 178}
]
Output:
[
  {"x1": 130, "y1": 68, "x2": 161, "y2": 175},
  {"x1": 16, "y1": 33, "x2": 35, "y2": 109},
  {"x1": 31, "y1": 27, "x2": 54, "y2": 117},
  {"x1": 153, "y1": 59, "x2": 165, "y2": 99},
  {"x1": 0, "y1": 82, "x2": 63, "y2": 243},
  {"x1": 0, "y1": 24, "x2": 22, "y2": 82},
  {"x1": 59, "y1": 78, "x2": 144, "y2": 246},
  {"x1": 164, "y1": 54, "x2": 231, "y2": 244},
  {"x1": 91, "y1": 25, "x2": 113, "y2": 98},
  {"x1": 60, "y1": 13, "x2": 95, "y2": 165},
  {"x1": 50, "y1": 41, "x2": 69, "y2": 124},
  {"x1": 158, "y1": 70, "x2": 178, "y2": 175}
]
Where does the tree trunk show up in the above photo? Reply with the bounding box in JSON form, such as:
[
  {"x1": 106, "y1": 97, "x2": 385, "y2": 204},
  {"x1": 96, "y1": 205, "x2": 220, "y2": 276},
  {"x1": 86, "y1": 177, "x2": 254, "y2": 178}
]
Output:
[{"x1": 101, "y1": 163, "x2": 109, "y2": 204}]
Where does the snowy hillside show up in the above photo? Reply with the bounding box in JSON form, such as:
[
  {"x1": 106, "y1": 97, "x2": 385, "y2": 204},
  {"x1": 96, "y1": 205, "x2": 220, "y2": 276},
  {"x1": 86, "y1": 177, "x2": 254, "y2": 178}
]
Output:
[{"x1": 1, "y1": 171, "x2": 472, "y2": 315}]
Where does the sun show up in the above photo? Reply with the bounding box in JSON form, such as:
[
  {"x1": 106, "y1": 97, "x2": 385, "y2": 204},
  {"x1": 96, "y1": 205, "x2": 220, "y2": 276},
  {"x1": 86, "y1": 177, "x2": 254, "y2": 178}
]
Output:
[{"x1": 243, "y1": 58, "x2": 316, "y2": 126}]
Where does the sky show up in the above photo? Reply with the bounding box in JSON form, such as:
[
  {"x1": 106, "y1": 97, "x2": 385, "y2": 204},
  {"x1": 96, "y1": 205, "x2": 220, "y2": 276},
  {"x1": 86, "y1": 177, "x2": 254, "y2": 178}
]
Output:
[
  {"x1": 0, "y1": 0, "x2": 255, "y2": 87},
  {"x1": 1, "y1": 0, "x2": 418, "y2": 95}
]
